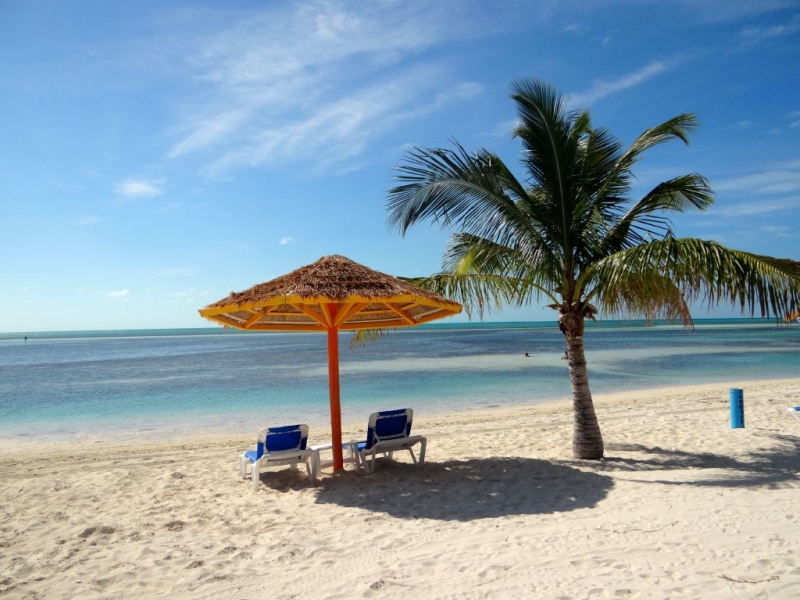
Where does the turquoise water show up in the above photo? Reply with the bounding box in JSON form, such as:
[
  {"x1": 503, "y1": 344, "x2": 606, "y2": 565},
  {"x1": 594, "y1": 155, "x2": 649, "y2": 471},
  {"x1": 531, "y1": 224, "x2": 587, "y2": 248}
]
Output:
[{"x1": 0, "y1": 320, "x2": 798, "y2": 442}]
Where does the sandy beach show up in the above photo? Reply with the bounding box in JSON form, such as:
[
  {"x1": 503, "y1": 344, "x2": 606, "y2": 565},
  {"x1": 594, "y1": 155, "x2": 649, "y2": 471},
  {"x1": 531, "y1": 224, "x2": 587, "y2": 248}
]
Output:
[{"x1": 1, "y1": 378, "x2": 798, "y2": 599}]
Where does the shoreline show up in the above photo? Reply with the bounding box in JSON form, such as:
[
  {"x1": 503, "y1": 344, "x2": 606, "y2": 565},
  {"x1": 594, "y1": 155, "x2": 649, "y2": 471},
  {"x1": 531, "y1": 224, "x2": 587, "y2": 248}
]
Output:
[
  {"x1": 1, "y1": 377, "x2": 796, "y2": 457},
  {"x1": 2, "y1": 378, "x2": 798, "y2": 598}
]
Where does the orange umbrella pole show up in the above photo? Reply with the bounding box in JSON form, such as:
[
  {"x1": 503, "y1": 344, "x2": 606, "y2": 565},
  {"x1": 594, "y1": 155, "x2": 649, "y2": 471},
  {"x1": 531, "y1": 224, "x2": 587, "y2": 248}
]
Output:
[{"x1": 327, "y1": 311, "x2": 344, "y2": 471}]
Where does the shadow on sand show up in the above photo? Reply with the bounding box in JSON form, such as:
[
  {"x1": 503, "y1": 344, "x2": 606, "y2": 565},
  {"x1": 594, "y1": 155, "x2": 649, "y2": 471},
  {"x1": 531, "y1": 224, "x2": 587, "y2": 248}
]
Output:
[
  {"x1": 311, "y1": 457, "x2": 613, "y2": 521},
  {"x1": 596, "y1": 432, "x2": 799, "y2": 488}
]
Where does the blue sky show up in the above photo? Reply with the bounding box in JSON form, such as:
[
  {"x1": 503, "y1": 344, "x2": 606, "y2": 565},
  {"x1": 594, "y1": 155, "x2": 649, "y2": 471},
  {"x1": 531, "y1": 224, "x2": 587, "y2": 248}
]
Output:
[{"x1": 1, "y1": 0, "x2": 798, "y2": 332}]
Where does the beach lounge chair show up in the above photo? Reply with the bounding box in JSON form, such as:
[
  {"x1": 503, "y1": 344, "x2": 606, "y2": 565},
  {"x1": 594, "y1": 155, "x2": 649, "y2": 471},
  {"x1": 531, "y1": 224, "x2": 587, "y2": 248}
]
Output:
[
  {"x1": 355, "y1": 408, "x2": 427, "y2": 474},
  {"x1": 239, "y1": 424, "x2": 313, "y2": 489},
  {"x1": 788, "y1": 406, "x2": 800, "y2": 425}
]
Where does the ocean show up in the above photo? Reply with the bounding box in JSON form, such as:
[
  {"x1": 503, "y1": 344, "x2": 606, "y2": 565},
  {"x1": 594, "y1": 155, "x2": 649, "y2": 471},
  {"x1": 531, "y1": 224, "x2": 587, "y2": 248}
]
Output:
[{"x1": 0, "y1": 320, "x2": 798, "y2": 443}]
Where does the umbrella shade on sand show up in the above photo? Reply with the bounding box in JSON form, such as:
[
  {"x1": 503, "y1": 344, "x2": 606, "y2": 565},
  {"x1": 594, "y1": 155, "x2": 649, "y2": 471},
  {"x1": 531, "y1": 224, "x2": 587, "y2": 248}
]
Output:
[{"x1": 199, "y1": 255, "x2": 462, "y2": 470}]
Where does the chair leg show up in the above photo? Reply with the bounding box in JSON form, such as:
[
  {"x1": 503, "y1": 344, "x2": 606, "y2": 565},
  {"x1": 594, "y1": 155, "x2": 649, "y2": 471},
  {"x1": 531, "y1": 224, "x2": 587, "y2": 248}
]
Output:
[
  {"x1": 352, "y1": 450, "x2": 364, "y2": 472},
  {"x1": 418, "y1": 439, "x2": 427, "y2": 466},
  {"x1": 251, "y1": 463, "x2": 260, "y2": 490},
  {"x1": 305, "y1": 458, "x2": 314, "y2": 485}
]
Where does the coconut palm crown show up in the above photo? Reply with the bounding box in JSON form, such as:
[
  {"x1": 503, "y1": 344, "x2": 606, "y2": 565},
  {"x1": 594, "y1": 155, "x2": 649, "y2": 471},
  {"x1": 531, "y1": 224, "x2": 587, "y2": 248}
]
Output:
[{"x1": 386, "y1": 78, "x2": 800, "y2": 460}]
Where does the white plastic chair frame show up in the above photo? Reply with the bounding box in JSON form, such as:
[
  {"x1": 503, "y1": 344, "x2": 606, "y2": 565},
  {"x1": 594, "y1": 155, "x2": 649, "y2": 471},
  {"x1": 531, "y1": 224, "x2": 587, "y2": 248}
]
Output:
[
  {"x1": 357, "y1": 408, "x2": 427, "y2": 474},
  {"x1": 239, "y1": 424, "x2": 313, "y2": 490}
]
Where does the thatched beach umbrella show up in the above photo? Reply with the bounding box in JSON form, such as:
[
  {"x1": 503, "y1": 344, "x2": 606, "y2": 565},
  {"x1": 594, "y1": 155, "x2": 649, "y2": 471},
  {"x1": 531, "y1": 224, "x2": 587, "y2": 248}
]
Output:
[{"x1": 199, "y1": 255, "x2": 462, "y2": 470}]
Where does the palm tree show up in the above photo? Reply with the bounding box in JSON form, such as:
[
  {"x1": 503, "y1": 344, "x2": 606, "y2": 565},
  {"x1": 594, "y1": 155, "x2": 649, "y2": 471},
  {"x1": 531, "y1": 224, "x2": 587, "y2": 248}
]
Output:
[{"x1": 386, "y1": 78, "x2": 800, "y2": 460}]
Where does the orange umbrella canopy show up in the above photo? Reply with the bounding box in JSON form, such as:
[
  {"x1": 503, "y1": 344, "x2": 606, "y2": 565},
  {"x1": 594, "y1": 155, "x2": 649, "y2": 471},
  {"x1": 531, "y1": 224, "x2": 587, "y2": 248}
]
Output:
[
  {"x1": 199, "y1": 255, "x2": 462, "y2": 471},
  {"x1": 200, "y1": 254, "x2": 462, "y2": 331}
]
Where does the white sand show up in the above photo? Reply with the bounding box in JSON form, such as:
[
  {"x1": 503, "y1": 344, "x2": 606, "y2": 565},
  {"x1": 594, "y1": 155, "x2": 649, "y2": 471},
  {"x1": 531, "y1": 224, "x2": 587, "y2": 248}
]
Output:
[{"x1": 1, "y1": 379, "x2": 799, "y2": 599}]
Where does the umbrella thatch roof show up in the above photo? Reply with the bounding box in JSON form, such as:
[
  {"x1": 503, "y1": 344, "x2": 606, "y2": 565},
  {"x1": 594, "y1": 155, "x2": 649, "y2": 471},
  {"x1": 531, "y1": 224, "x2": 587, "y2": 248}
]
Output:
[{"x1": 199, "y1": 254, "x2": 462, "y2": 331}]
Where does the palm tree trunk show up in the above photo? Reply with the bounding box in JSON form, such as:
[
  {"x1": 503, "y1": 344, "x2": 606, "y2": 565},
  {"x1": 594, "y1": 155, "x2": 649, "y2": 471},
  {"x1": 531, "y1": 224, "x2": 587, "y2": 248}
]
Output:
[{"x1": 565, "y1": 331, "x2": 604, "y2": 459}]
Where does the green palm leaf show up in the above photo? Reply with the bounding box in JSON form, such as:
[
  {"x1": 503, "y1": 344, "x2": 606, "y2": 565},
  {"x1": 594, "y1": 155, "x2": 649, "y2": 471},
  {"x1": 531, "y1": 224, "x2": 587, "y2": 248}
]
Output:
[{"x1": 386, "y1": 77, "x2": 800, "y2": 460}]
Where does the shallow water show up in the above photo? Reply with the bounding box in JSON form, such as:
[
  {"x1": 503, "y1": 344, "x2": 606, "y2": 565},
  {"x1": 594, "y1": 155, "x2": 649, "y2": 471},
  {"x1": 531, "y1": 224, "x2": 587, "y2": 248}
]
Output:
[{"x1": 0, "y1": 320, "x2": 797, "y2": 442}]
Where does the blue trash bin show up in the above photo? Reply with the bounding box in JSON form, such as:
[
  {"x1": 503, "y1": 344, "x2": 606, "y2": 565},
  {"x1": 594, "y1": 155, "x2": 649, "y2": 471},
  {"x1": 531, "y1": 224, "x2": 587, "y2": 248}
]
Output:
[{"x1": 729, "y1": 388, "x2": 744, "y2": 429}]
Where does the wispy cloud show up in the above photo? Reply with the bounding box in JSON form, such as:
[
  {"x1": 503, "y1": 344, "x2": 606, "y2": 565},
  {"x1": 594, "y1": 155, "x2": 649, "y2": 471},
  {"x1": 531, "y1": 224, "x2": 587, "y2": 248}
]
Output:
[
  {"x1": 568, "y1": 61, "x2": 670, "y2": 106},
  {"x1": 759, "y1": 225, "x2": 793, "y2": 236},
  {"x1": 712, "y1": 196, "x2": 799, "y2": 217},
  {"x1": 672, "y1": 0, "x2": 800, "y2": 24},
  {"x1": 107, "y1": 289, "x2": 130, "y2": 298},
  {"x1": 115, "y1": 179, "x2": 162, "y2": 198},
  {"x1": 161, "y1": 2, "x2": 491, "y2": 176},
  {"x1": 564, "y1": 23, "x2": 587, "y2": 35},
  {"x1": 166, "y1": 289, "x2": 196, "y2": 304},
  {"x1": 713, "y1": 168, "x2": 800, "y2": 195},
  {"x1": 789, "y1": 110, "x2": 800, "y2": 129},
  {"x1": 279, "y1": 236, "x2": 294, "y2": 245},
  {"x1": 74, "y1": 215, "x2": 101, "y2": 226},
  {"x1": 202, "y1": 65, "x2": 470, "y2": 177},
  {"x1": 708, "y1": 159, "x2": 800, "y2": 217},
  {"x1": 739, "y1": 13, "x2": 800, "y2": 42}
]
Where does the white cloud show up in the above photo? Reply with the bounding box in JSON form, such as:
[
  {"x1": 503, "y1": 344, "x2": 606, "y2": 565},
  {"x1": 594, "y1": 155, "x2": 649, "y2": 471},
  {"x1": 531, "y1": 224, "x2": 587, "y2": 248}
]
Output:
[
  {"x1": 789, "y1": 111, "x2": 800, "y2": 129},
  {"x1": 166, "y1": 289, "x2": 195, "y2": 298},
  {"x1": 107, "y1": 289, "x2": 131, "y2": 298},
  {"x1": 168, "y1": 110, "x2": 247, "y2": 159},
  {"x1": 115, "y1": 179, "x2": 162, "y2": 198},
  {"x1": 712, "y1": 196, "x2": 799, "y2": 217},
  {"x1": 166, "y1": 289, "x2": 196, "y2": 304},
  {"x1": 705, "y1": 159, "x2": 800, "y2": 217},
  {"x1": 673, "y1": 0, "x2": 800, "y2": 23},
  {"x1": 713, "y1": 169, "x2": 800, "y2": 195},
  {"x1": 74, "y1": 216, "x2": 100, "y2": 226},
  {"x1": 598, "y1": 33, "x2": 615, "y2": 46},
  {"x1": 279, "y1": 236, "x2": 294, "y2": 245},
  {"x1": 759, "y1": 225, "x2": 793, "y2": 236},
  {"x1": 201, "y1": 65, "x2": 465, "y2": 177},
  {"x1": 433, "y1": 82, "x2": 483, "y2": 108},
  {"x1": 739, "y1": 14, "x2": 800, "y2": 42},
  {"x1": 162, "y1": 2, "x2": 495, "y2": 176},
  {"x1": 568, "y1": 61, "x2": 670, "y2": 106},
  {"x1": 564, "y1": 23, "x2": 587, "y2": 34}
]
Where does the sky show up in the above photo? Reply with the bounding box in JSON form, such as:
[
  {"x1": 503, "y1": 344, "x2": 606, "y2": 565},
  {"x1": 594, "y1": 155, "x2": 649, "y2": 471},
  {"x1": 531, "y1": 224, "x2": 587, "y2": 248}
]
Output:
[{"x1": 1, "y1": 0, "x2": 798, "y2": 332}]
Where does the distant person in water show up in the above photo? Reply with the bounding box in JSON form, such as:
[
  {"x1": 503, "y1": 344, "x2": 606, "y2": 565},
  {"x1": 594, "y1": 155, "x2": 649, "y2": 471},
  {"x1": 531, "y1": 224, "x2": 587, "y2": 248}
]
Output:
[{"x1": 525, "y1": 352, "x2": 530, "y2": 357}]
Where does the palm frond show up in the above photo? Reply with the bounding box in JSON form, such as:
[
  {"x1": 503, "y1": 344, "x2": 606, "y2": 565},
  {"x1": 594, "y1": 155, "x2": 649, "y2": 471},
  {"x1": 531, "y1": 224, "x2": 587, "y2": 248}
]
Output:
[
  {"x1": 405, "y1": 272, "x2": 520, "y2": 319},
  {"x1": 620, "y1": 114, "x2": 699, "y2": 164},
  {"x1": 510, "y1": 79, "x2": 576, "y2": 254},
  {"x1": 595, "y1": 114, "x2": 700, "y2": 203},
  {"x1": 349, "y1": 328, "x2": 393, "y2": 349},
  {"x1": 585, "y1": 266, "x2": 694, "y2": 324},
  {"x1": 587, "y1": 239, "x2": 800, "y2": 319},
  {"x1": 445, "y1": 229, "x2": 557, "y2": 280},
  {"x1": 602, "y1": 174, "x2": 713, "y2": 250},
  {"x1": 387, "y1": 143, "x2": 520, "y2": 238}
]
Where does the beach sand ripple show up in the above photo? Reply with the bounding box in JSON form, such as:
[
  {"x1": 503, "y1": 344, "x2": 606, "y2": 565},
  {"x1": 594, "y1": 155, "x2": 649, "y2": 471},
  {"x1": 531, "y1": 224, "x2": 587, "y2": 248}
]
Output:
[{"x1": 1, "y1": 379, "x2": 798, "y2": 598}]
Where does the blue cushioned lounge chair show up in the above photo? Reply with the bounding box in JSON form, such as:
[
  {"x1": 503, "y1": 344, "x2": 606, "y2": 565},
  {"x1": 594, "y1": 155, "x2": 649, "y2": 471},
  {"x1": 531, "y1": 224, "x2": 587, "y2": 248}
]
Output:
[
  {"x1": 789, "y1": 406, "x2": 800, "y2": 425},
  {"x1": 239, "y1": 424, "x2": 313, "y2": 489},
  {"x1": 355, "y1": 408, "x2": 427, "y2": 474}
]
